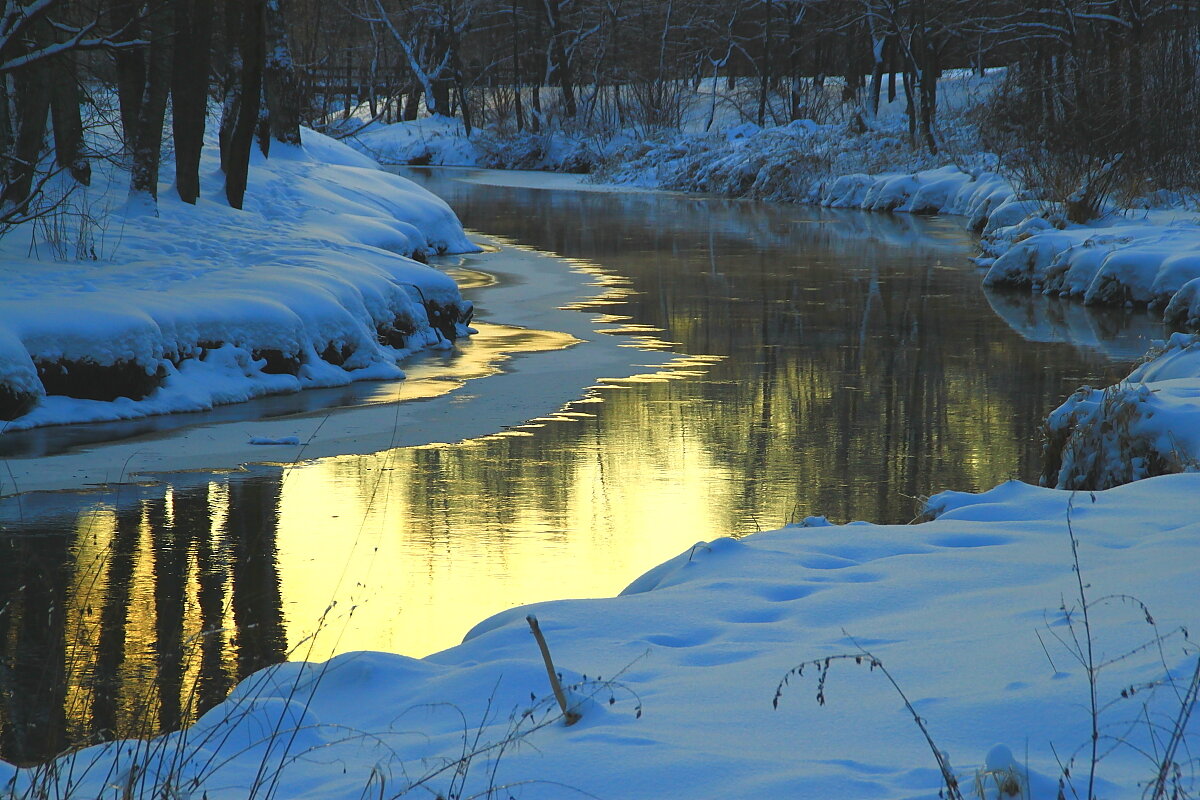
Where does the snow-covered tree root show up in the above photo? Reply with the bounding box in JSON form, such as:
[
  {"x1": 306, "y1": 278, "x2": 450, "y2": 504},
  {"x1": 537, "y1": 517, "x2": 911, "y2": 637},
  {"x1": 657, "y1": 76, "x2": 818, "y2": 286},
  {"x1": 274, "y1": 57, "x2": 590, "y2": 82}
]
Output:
[{"x1": 1041, "y1": 334, "x2": 1200, "y2": 490}]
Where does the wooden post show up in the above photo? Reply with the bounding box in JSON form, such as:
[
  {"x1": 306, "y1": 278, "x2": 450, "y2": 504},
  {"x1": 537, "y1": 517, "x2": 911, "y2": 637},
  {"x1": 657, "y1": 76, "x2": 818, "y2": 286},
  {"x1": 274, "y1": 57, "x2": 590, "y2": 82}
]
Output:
[{"x1": 526, "y1": 615, "x2": 581, "y2": 726}]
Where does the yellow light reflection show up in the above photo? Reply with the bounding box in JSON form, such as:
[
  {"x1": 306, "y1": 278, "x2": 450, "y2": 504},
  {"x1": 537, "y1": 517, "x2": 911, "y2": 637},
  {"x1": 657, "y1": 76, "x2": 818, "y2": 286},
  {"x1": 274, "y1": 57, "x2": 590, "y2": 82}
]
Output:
[
  {"x1": 357, "y1": 322, "x2": 580, "y2": 405},
  {"x1": 274, "y1": 418, "x2": 739, "y2": 660}
]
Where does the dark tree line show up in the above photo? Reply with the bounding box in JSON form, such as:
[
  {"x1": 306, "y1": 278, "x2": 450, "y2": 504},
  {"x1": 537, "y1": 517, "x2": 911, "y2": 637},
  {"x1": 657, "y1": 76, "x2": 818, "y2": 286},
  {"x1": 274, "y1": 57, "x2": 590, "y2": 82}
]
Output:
[
  {"x1": 980, "y1": 0, "x2": 1200, "y2": 218},
  {"x1": 0, "y1": 0, "x2": 304, "y2": 231},
  {"x1": 2, "y1": 0, "x2": 1198, "y2": 230},
  {"x1": 291, "y1": 0, "x2": 1197, "y2": 193}
]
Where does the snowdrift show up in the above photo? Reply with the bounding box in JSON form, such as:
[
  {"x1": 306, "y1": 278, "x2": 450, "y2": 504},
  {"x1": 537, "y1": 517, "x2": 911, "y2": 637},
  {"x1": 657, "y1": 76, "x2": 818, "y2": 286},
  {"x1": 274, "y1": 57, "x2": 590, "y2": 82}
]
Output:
[{"x1": 983, "y1": 217, "x2": 1200, "y2": 324}]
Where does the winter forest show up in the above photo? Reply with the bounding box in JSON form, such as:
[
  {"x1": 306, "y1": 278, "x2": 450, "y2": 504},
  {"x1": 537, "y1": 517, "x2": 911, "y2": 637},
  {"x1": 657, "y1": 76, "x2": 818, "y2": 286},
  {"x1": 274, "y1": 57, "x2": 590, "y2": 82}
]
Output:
[{"x1": 2, "y1": 0, "x2": 1200, "y2": 225}]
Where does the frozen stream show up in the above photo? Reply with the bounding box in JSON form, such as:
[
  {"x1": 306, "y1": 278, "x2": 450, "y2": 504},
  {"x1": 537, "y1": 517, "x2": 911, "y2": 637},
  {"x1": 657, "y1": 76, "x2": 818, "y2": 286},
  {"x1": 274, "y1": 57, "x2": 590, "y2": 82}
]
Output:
[{"x1": 0, "y1": 168, "x2": 1165, "y2": 764}]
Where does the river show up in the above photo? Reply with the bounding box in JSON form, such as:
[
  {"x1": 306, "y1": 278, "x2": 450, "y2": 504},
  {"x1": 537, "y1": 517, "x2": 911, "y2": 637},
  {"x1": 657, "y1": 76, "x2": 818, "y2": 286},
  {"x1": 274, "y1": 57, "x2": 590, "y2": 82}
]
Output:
[{"x1": 0, "y1": 168, "x2": 1163, "y2": 764}]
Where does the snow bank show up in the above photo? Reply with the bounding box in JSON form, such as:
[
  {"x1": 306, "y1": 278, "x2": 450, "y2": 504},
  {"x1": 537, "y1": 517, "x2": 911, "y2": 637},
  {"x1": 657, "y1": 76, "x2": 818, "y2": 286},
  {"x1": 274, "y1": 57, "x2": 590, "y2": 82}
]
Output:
[
  {"x1": 983, "y1": 216, "x2": 1200, "y2": 322},
  {"x1": 344, "y1": 115, "x2": 484, "y2": 166},
  {"x1": 596, "y1": 117, "x2": 1020, "y2": 232},
  {"x1": 0, "y1": 128, "x2": 477, "y2": 429},
  {"x1": 345, "y1": 114, "x2": 604, "y2": 174},
  {"x1": 1042, "y1": 332, "x2": 1200, "y2": 489},
  {"x1": 5, "y1": 474, "x2": 1197, "y2": 799}
]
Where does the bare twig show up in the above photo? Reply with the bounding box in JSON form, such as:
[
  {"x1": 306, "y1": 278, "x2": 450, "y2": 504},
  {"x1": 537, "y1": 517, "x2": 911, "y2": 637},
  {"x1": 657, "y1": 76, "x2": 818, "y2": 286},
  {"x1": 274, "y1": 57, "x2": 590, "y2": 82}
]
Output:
[{"x1": 527, "y1": 615, "x2": 582, "y2": 726}]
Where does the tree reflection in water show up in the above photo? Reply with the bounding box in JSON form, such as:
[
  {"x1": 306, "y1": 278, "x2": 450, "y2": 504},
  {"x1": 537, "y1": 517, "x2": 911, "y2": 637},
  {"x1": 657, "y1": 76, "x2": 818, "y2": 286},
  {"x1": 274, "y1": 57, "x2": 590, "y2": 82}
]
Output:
[{"x1": 0, "y1": 477, "x2": 287, "y2": 765}]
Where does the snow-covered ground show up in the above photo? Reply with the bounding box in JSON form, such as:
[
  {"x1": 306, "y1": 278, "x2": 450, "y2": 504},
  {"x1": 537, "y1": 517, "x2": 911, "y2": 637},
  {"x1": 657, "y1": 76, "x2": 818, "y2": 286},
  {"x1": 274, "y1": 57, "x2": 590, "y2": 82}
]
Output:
[
  {"x1": 0, "y1": 127, "x2": 476, "y2": 430},
  {"x1": 3, "y1": 474, "x2": 1196, "y2": 799}
]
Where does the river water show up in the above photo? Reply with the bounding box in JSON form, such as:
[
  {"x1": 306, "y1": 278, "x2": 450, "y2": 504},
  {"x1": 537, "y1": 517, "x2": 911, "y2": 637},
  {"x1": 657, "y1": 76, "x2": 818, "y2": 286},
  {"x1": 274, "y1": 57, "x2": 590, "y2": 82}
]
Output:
[{"x1": 0, "y1": 169, "x2": 1163, "y2": 764}]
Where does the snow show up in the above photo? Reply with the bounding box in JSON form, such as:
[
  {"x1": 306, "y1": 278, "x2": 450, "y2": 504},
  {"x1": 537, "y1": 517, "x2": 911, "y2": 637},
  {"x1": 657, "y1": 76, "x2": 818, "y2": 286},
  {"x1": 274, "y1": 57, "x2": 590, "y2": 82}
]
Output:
[
  {"x1": 346, "y1": 115, "x2": 485, "y2": 167},
  {"x1": 5, "y1": 474, "x2": 1197, "y2": 799},
  {"x1": 248, "y1": 435, "x2": 302, "y2": 446},
  {"x1": 983, "y1": 217, "x2": 1200, "y2": 316},
  {"x1": 0, "y1": 126, "x2": 477, "y2": 430}
]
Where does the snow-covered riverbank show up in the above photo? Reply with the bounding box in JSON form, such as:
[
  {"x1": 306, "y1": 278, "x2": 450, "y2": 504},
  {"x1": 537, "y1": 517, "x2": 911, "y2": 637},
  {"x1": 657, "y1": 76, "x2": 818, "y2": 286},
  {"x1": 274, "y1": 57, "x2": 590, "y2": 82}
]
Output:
[
  {"x1": 0, "y1": 129, "x2": 475, "y2": 431},
  {"x1": 4, "y1": 473, "x2": 1196, "y2": 799},
  {"x1": 0, "y1": 233, "x2": 686, "y2": 496}
]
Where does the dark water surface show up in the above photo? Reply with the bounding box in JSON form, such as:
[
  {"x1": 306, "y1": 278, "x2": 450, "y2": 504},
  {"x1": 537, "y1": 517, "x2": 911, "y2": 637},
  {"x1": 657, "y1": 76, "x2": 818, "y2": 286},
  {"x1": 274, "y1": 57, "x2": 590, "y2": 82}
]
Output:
[{"x1": 0, "y1": 169, "x2": 1163, "y2": 764}]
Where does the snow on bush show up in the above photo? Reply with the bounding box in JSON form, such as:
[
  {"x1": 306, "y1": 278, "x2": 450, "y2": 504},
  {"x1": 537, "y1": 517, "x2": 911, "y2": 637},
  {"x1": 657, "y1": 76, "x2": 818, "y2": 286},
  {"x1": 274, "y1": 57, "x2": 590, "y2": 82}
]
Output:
[{"x1": 1042, "y1": 333, "x2": 1200, "y2": 489}]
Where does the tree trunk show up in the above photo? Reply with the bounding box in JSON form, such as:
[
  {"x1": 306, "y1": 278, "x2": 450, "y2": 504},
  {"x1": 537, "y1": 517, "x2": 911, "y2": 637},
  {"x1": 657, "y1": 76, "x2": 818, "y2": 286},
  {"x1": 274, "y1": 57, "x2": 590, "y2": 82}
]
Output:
[
  {"x1": 343, "y1": 50, "x2": 352, "y2": 119},
  {"x1": 902, "y1": 66, "x2": 916, "y2": 144},
  {"x1": 218, "y1": 0, "x2": 243, "y2": 173},
  {"x1": 224, "y1": 0, "x2": 265, "y2": 209},
  {"x1": 49, "y1": 45, "x2": 89, "y2": 185},
  {"x1": 917, "y1": 40, "x2": 937, "y2": 154},
  {"x1": 108, "y1": 0, "x2": 146, "y2": 155},
  {"x1": 787, "y1": 1, "x2": 803, "y2": 120},
  {"x1": 530, "y1": 0, "x2": 543, "y2": 129},
  {"x1": 867, "y1": 31, "x2": 887, "y2": 117},
  {"x1": 263, "y1": 0, "x2": 302, "y2": 147},
  {"x1": 129, "y1": 0, "x2": 174, "y2": 203},
  {"x1": 543, "y1": 0, "x2": 576, "y2": 117},
  {"x1": 0, "y1": 75, "x2": 12, "y2": 183},
  {"x1": 512, "y1": 0, "x2": 524, "y2": 132},
  {"x1": 403, "y1": 82, "x2": 420, "y2": 120},
  {"x1": 2, "y1": 58, "x2": 51, "y2": 210},
  {"x1": 450, "y1": 34, "x2": 472, "y2": 135},
  {"x1": 172, "y1": 0, "x2": 215, "y2": 203},
  {"x1": 756, "y1": 0, "x2": 772, "y2": 126}
]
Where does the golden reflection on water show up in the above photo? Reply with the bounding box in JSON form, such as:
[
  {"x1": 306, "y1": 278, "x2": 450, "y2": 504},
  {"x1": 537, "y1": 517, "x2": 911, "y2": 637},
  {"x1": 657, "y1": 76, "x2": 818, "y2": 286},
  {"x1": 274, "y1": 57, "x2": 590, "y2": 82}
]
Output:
[
  {"x1": 275, "y1": 372, "x2": 739, "y2": 659},
  {"x1": 358, "y1": 322, "x2": 579, "y2": 406}
]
